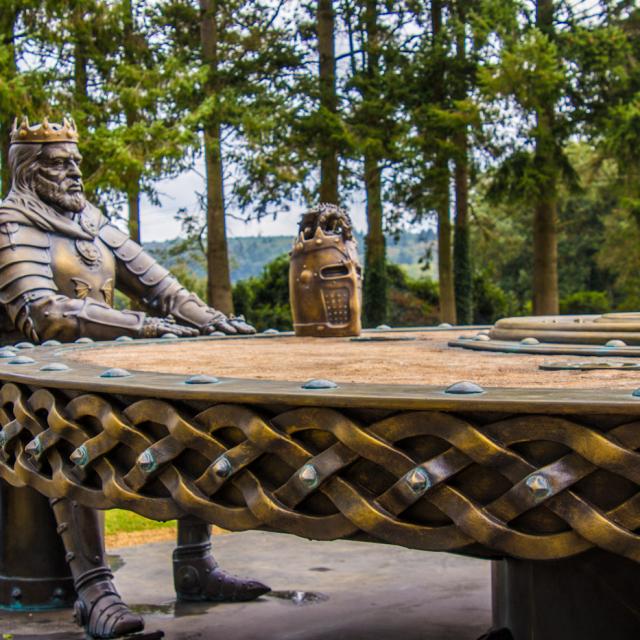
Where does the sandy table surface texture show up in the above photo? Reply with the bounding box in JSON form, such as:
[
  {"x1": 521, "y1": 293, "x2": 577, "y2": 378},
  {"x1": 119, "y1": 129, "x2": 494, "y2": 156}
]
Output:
[{"x1": 66, "y1": 329, "x2": 640, "y2": 390}]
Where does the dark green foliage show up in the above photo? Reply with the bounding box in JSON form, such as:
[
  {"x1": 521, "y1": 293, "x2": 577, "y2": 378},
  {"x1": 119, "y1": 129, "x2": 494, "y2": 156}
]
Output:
[
  {"x1": 232, "y1": 255, "x2": 292, "y2": 332},
  {"x1": 559, "y1": 291, "x2": 610, "y2": 315},
  {"x1": 4, "y1": 0, "x2": 640, "y2": 327},
  {"x1": 472, "y1": 270, "x2": 519, "y2": 325},
  {"x1": 387, "y1": 263, "x2": 439, "y2": 327}
]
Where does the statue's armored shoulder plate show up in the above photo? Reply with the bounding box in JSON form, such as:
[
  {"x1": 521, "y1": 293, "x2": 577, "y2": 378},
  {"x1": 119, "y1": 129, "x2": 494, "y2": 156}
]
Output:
[
  {"x1": 0, "y1": 220, "x2": 50, "y2": 251},
  {"x1": 0, "y1": 220, "x2": 56, "y2": 337},
  {"x1": 98, "y1": 223, "x2": 129, "y2": 250},
  {"x1": 100, "y1": 223, "x2": 171, "y2": 298}
]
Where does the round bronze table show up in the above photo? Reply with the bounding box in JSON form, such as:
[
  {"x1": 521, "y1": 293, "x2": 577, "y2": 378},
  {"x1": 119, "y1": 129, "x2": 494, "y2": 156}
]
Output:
[{"x1": 1, "y1": 327, "x2": 640, "y2": 639}]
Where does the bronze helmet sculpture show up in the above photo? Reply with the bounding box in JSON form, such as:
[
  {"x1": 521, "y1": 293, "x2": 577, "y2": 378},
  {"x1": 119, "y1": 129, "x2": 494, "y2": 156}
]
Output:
[
  {"x1": 289, "y1": 204, "x2": 362, "y2": 337},
  {"x1": 0, "y1": 118, "x2": 269, "y2": 638}
]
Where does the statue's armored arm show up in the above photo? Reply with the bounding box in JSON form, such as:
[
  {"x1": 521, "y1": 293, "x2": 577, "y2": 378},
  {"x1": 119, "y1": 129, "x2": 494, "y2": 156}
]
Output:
[
  {"x1": 0, "y1": 224, "x2": 195, "y2": 343},
  {"x1": 99, "y1": 224, "x2": 249, "y2": 334}
]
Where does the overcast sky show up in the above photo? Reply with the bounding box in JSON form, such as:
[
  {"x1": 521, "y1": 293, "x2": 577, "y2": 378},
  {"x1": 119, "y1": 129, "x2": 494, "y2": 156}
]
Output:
[{"x1": 138, "y1": 157, "x2": 372, "y2": 242}]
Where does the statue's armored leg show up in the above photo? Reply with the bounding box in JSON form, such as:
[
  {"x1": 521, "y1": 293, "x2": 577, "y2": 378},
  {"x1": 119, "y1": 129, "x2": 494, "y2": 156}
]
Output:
[
  {"x1": 173, "y1": 517, "x2": 270, "y2": 602},
  {"x1": 50, "y1": 497, "x2": 144, "y2": 639}
]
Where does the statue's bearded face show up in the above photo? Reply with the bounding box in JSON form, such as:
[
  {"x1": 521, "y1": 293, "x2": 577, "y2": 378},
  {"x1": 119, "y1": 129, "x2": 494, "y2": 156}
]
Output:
[{"x1": 34, "y1": 143, "x2": 86, "y2": 213}]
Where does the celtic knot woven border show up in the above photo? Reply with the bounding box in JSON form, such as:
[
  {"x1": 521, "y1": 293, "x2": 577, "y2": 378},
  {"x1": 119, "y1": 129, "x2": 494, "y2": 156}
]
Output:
[{"x1": 1, "y1": 381, "x2": 640, "y2": 562}]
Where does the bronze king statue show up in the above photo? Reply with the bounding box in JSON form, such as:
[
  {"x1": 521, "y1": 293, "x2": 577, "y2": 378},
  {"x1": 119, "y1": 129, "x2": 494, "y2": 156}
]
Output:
[
  {"x1": 289, "y1": 203, "x2": 362, "y2": 337},
  {"x1": 0, "y1": 117, "x2": 269, "y2": 638}
]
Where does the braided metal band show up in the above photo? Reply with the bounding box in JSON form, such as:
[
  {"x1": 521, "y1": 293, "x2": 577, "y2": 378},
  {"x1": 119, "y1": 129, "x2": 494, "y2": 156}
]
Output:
[{"x1": 1, "y1": 381, "x2": 640, "y2": 562}]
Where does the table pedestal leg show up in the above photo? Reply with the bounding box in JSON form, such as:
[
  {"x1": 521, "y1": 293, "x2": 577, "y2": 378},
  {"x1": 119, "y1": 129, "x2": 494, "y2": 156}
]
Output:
[
  {"x1": 0, "y1": 482, "x2": 74, "y2": 609},
  {"x1": 491, "y1": 550, "x2": 640, "y2": 640}
]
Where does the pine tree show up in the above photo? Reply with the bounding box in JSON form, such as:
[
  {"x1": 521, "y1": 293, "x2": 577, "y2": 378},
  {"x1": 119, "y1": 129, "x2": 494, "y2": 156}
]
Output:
[
  {"x1": 342, "y1": 0, "x2": 408, "y2": 327},
  {"x1": 0, "y1": 1, "x2": 47, "y2": 197},
  {"x1": 159, "y1": 0, "x2": 300, "y2": 315},
  {"x1": 452, "y1": 0, "x2": 473, "y2": 325},
  {"x1": 318, "y1": 0, "x2": 339, "y2": 204},
  {"x1": 478, "y1": 0, "x2": 587, "y2": 315}
]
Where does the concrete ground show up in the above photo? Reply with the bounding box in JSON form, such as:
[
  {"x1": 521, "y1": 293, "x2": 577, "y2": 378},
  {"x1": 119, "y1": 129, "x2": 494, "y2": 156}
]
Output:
[{"x1": 0, "y1": 531, "x2": 492, "y2": 640}]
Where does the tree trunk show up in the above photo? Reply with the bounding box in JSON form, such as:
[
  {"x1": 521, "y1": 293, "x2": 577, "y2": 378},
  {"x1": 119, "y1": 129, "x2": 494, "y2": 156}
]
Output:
[
  {"x1": 361, "y1": 0, "x2": 387, "y2": 327},
  {"x1": 532, "y1": 198, "x2": 558, "y2": 314},
  {"x1": 0, "y1": 6, "x2": 18, "y2": 198},
  {"x1": 437, "y1": 170, "x2": 456, "y2": 324},
  {"x1": 201, "y1": 0, "x2": 233, "y2": 314},
  {"x1": 123, "y1": 0, "x2": 142, "y2": 247},
  {"x1": 127, "y1": 189, "x2": 141, "y2": 244},
  {"x1": 453, "y1": 2, "x2": 472, "y2": 324},
  {"x1": 432, "y1": 0, "x2": 456, "y2": 324},
  {"x1": 317, "y1": 0, "x2": 339, "y2": 204},
  {"x1": 454, "y1": 135, "x2": 471, "y2": 323},
  {"x1": 532, "y1": 0, "x2": 559, "y2": 315},
  {"x1": 363, "y1": 153, "x2": 386, "y2": 326}
]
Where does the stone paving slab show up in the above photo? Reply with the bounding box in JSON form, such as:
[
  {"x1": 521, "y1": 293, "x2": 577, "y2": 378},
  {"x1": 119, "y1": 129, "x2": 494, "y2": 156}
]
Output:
[{"x1": 0, "y1": 531, "x2": 491, "y2": 640}]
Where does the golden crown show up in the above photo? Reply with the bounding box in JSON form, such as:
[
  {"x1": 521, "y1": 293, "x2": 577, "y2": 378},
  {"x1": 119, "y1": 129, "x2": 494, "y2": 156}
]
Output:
[{"x1": 10, "y1": 116, "x2": 79, "y2": 145}]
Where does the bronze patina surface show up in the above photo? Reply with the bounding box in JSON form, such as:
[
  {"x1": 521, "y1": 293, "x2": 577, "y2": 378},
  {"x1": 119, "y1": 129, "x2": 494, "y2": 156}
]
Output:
[
  {"x1": 289, "y1": 204, "x2": 362, "y2": 337},
  {"x1": 3, "y1": 118, "x2": 640, "y2": 638},
  {"x1": 1, "y1": 332, "x2": 640, "y2": 638},
  {"x1": 450, "y1": 312, "x2": 640, "y2": 356},
  {"x1": 0, "y1": 333, "x2": 640, "y2": 560},
  {"x1": 0, "y1": 118, "x2": 266, "y2": 639},
  {"x1": 1, "y1": 117, "x2": 253, "y2": 344}
]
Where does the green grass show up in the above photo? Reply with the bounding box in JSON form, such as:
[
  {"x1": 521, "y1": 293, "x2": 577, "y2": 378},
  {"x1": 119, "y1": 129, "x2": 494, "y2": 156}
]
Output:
[{"x1": 105, "y1": 510, "x2": 176, "y2": 536}]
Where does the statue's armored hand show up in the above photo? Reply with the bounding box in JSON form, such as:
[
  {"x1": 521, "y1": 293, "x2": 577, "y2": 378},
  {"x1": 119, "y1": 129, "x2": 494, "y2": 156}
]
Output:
[
  {"x1": 200, "y1": 313, "x2": 256, "y2": 336},
  {"x1": 155, "y1": 292, "x2": 256, "y2": 335},
  {"x1": 140, "y1": 316, "x2": 199, "y2": 339}
]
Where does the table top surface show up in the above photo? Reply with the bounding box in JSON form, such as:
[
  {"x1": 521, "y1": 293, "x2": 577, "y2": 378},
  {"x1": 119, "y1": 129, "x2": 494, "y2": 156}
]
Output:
[{"x1": 67, "y1": 328, "x2": 640, "y2": 391}]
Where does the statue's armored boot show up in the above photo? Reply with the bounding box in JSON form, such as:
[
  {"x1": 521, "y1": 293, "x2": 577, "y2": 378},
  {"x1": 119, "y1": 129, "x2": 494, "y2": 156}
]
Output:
[
  {"x1": 173, "y1": 517, "x2": 270, "y2": 602},
  {"x1": 50, "y1": 497, "x2": 144, "y2": 638}
]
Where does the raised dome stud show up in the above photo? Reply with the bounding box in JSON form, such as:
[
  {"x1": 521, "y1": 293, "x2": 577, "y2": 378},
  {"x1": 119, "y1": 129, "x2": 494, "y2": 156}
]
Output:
[
  {"x1": 41, "y1": 340, "x2": 62, "y2": 347},
  {"x1": 100, "y1": 368, "x2": 132, "y2": 378},
  {"x1": 376, "y1": 324, "x2": 391, "y2": 330},
  {"x1": 301, "y1": 379, "x2": 338, "y2": 390},
  {"x1": 525, "y1": 473, "x2": 552, "y2": 500},
  {"x1": 263, "y1": 328, "x2": 279, "y2": 335},
  {"x1": 520, "y1": 337, "x2": 540, "y2": 345},
  {"x1": 8, "y1": 356, "x2": 36, "y2": 365},
  {"x1": 25, "y1": 436, "x2": 42, "y2": 458},
  {"x1": 438, "y1": 323, "x2": 453, "y2": 329},
  {"x1": 299, "y1": 463, "x2": 319, "y2": 488},
  {"x1": 75, "y1": 337, "x2": 94, "y2": 344},
  {"x1": 40, "y1": 362, "x2": 70, "y2": 372},
  {"x1": 405, "y1": 467, "x2": 431, "y2": 494},
  {"x1": 605, "y1": 339, "x2": 626, "y2": 348},
  {"x1": 473, "y1": 334, "x2": 491, "y2": 342},
  {"x1": 0, "y1": 348, "x2": 17, "y2": 359},
  {"x1": 14, "y1": 342, "x2": 34, "y2": 349},
  {"x1": 70, "y1": 445, "x2": 89, "y2": 468},
  {"x1": 185, "y1": 374, "x2": 219, "y2": 385},
  {"x1": 444, "y1": 381, "x2": 485, "y2": 395},
  {"x1": 115, "y1": 335, "x2": 134, "y2": 342},
  {"x1": 212, "y1": 455, "x2": 232, "y2": 478},
  {"x1": 137, "y1": 449, "x2": 157, "y2": 473}
]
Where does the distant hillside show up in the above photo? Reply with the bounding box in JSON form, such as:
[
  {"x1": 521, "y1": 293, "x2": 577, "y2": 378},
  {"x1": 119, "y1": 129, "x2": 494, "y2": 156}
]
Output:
[{"x1": 145, "y1": 228, "x2": 437, "y2": 283}]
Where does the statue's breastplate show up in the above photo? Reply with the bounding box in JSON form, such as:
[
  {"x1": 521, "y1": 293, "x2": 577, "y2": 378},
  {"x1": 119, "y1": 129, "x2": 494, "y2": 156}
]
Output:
[{"x1": 49, "y1": 233, "x2": 116, "y2": 306}]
